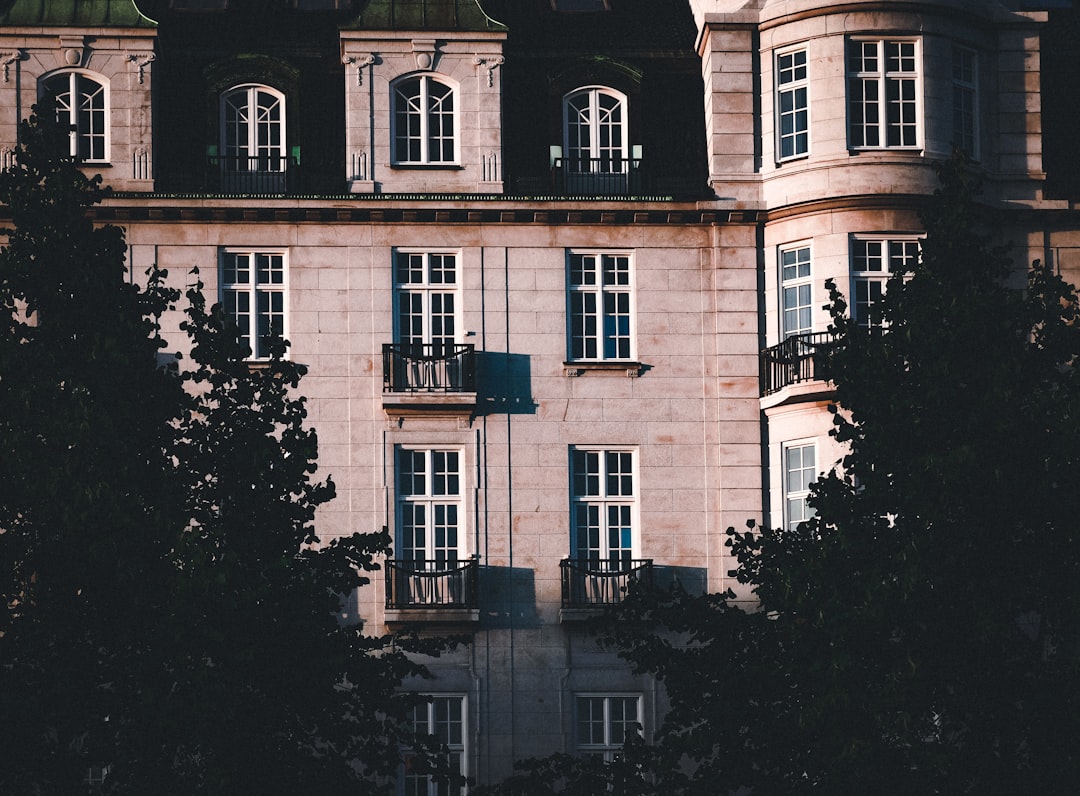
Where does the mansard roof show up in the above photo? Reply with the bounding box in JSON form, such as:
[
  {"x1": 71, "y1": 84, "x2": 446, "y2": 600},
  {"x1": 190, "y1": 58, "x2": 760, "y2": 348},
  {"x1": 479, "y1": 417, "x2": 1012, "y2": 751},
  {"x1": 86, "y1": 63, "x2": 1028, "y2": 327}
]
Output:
[
  {"x1": 339, "y1": 0, "x2": 505, "y2": 31},
  {"x1": 0, "y1": 0, "x2": 155, "y2": 26}
]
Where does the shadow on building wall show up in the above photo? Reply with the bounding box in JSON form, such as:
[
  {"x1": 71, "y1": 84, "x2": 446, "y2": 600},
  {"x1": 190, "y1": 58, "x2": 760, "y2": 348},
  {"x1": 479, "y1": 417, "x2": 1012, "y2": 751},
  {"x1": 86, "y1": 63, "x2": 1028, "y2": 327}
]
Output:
[
  {"x1": 476, "y1": 352, "x2": 537, "y2": 416},
  {"x1": 479, "y1": 565, "x2": 541, "y2": 628}
]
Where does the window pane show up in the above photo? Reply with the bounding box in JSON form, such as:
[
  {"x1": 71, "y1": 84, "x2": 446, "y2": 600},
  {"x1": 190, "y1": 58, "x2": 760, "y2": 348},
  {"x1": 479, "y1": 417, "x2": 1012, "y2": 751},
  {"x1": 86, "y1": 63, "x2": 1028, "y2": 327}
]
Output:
[
  {"x1": 395, "y1": 77, "x2": 455, "y2": 164},
  {"x1": 569, "y1": 251, "x2": 633, "y2": 361},
  {"x1": 571, "y1": 449, "x2": 635, "y2": 560}
]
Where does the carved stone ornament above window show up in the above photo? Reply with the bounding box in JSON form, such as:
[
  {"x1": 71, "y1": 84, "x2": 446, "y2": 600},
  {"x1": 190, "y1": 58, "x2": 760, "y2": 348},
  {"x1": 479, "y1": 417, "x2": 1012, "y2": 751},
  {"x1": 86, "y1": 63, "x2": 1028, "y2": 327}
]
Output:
[
  {"x1": 342, "y1": 53, "x2": 376, "y2": 86},
  {"x1": 59, "y1": 36, "x2": 86, "y2": 67},
  {"x1": 1, "y1": 51, "x2": 23, "y2": 83},
  {"x1": 127, "y1": 52, "x2": 155, "y2": 84},
  {"x1": 412, "y1": 39, "x2": 436, "y2": 71},
  {"x1": 473, "y1": 55, "x2": 504, "y2": 88}
]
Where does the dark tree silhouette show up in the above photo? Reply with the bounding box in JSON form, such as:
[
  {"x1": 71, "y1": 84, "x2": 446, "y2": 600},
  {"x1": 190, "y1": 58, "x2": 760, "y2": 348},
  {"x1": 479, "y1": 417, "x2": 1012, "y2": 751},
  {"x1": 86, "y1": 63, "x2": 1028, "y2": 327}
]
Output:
[
  {"x1": 0, "y1": 101, "x2": 458, "y2": 794},
  {"x1": 480, "y1": 158, "x2": 1080, "y2": 795}
]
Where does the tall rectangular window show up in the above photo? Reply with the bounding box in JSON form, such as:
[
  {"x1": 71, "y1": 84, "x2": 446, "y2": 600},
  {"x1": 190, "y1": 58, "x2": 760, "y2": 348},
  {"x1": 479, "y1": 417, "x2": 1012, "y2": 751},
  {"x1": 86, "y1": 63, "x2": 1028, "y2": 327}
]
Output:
[
  {"x1": 780, "y1": 244, "x2": 813, "y2": 338},
  {"x1": 397, "y1": 448, "x2": 463, "y2": 567},
  {"x1": 405, "y1": 695, "x2": 466, "y2": 796},
  {"x1": 784, "y1": 442, "x2": 816, "y2": 531},
  {"x1": 570, "y1": 449, "x2": 636, "y2": 563},
  {"x1": 395, "y1": 251, "x2": 459, "y2": 351},
  {"x1": 850, "y1": 237, "x2": 920, "y2": 329},
  {"x1": 575, "y1": 695, "x2": 642, "y2": 761},
  {"x1": 952, "y1": 46, "x2": 978, "y2": 158},
  {"x1": 220, "y1": 250, "x2": 286, "y2": 360},
  {"x1": 567, "y1": 251, "x2": 633, "y2": 361},
  {"x1": 848, "y1": 39, "x2": 920, "y2": 149},
  {"x1": 776, "y1": 47, "x2": 809, "y2": 160}
]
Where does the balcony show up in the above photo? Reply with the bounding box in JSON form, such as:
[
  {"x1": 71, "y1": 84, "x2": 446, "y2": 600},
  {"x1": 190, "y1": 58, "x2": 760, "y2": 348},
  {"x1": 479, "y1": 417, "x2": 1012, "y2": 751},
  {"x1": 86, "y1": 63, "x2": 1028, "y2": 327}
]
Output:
[
  {"x1": 760, "y1": 332, "x2": 836, "y2": 399},
  {"x1": 382, "y1": 343, "x2": 477, "y2": 418},
  {"x1": 560, "y1": 558, "x2": 654, "y2": 617},
  {"x1": 190, "y1": 155, "x2": 297, "y2": 194},
  {"x1": 384, "y1": 557, "x2": 480, "y2": 625},
  {"x1": 551, "y1": 157, "x2": 644, "y2": 196}
]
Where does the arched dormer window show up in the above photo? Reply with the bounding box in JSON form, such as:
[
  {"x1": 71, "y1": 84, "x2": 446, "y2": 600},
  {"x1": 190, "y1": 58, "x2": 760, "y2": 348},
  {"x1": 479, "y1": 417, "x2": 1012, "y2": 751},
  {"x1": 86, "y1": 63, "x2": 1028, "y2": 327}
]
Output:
[
  {"x1": 41, "y1": 71, "x2": 109, "y2": 163},
  {"x1": 392, "y1": 75, "x2": 456, "y2": 166},
  {"x1": 563, "y1": 87, "x2": 627, "y2": 167},
  {"x1": 219, "y1": 85, "x2": 287, "y2": 192},
  {"x1": 561, "y1": 86, "x2": 630, "y2": 192}
]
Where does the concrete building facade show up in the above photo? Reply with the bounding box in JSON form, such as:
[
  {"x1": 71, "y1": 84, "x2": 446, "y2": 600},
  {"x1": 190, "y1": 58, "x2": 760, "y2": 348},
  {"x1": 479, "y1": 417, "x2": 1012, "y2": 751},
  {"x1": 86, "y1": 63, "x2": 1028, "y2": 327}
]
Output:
[{"x1": 1, "y1": 0, "x2": 1076, "y2": 789}]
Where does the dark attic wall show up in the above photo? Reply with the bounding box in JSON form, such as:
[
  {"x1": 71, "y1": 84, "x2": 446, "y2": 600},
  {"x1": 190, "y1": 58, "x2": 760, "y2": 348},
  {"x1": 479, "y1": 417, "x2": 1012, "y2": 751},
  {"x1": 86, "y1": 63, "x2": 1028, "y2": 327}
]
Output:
[
  {"x1": 1042, "y1": 3, "x2": 1080, "y2": 201},
  {"x1": 150, "y1": 1, "x2": 349, "y2": 194},
  {"x1": 487, "y1": 0, "x2": 710, "y2": 198}
]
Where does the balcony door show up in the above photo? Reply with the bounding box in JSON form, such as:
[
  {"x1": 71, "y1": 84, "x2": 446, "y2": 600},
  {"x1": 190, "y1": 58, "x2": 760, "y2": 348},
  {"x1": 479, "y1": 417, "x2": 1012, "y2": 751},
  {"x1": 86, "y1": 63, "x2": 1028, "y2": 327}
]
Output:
[
  {"x1": 397, "y1": 449, "x2": 463, "y2": 606},
  {"x1": 562, "y1": 86, "x2": 629, "y2": 193},
  {"x1": 780, "y1": 245, "x2": 813, "y2": 340},
  {"x1": 394, "y1": 251, "x2": 459, "y2": 390},
  {"x1": 220, "y1": 85, "x2": 286, "y2": 192},
  {"x1": 569, "y1": 449, "x2": 637, "y2": 605}
]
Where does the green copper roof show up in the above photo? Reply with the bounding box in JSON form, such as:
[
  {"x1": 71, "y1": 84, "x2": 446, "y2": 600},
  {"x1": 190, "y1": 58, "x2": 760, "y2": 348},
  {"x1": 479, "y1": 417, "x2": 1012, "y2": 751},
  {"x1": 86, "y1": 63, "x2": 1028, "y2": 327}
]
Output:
[
  {"x1": 341, "y1": 0, "x2": 505, "y2": 31},
  {"x1": 0, "y1": 0, "x2": 156, "y2": 26}
]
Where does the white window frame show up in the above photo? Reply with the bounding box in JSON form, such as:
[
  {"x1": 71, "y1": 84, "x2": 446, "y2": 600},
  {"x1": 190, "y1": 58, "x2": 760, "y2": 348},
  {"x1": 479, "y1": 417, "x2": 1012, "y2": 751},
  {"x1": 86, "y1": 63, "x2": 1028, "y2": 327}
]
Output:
[
  {"x1": 220, "y1": 84, "x2": 287, "y2": 173},
  {"x1": 783, "y1": 440, "x2": 817, "y2": 532},
  {"x1": 779, "y1": 243, "x2": 813, "y2": 339},
  {"x1": 575, "y1": 694, "x2": 643, "y2": 762},
  {"x1": 847, "y1": 38, "x2": 921, "y2": 150},
  {"x1": 396, "y1": 447, "x2": 466, "y2": 566},
  {"x1": 850, "y1": 235, "x2": 921, "y2": 329},
  {"x1": 219, "y1": 249, "x2": 288, "y2": 361},
  {"x1": 393, "y1": 250, "x2": 461, "y2": 349},
  {"x1": 404, "y1": 694, "x2": 467, "y2": 796},
  {"x1": 392, "y1": 74, "x2": 458, "y2": 166},
  {"x1": 562, "y1": 86, "x2": 629, "y2": 171},
  {"x1": 41, "y1": 70, "x2": 109, "y2": 163},
  {"x1": 775, "y1": 46, "x2": 809, "y2": 161},
  {"x1": 951, "y1": 46, "x2": 979, "y2": 160},
  {"x1": 569, "y1": 448, "x2": 638, "y2": 562},
  {"x1": 566, "y1": 250, "x2": 635, "y2": 362}
]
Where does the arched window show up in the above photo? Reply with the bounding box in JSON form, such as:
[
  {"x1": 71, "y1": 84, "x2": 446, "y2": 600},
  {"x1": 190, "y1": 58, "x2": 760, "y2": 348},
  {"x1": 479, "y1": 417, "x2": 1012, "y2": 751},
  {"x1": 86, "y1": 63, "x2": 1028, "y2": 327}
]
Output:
[
  {"x1": 562, "y1": 86, "x2": 628, "y2": 172},
  {"x1": 559, "y1": 86, "x2": 634, "y2": 193},
  {"x1": 41, "y1": 71, "x2": 108, "y2": 162},
  {"x1": 220, "y1": 85, "x2": 287, "y2": 191},
  {"x1": 392, "y1": 75, "x2": 456, "y2": 165}
]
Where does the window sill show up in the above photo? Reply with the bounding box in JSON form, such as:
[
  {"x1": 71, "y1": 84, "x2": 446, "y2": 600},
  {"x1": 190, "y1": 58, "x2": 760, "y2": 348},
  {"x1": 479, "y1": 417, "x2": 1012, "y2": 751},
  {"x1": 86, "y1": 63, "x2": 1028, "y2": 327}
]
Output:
[
  {"x1": 563, "y1": 361, "x2": 644, "y2": 378},
  {"x1": 389, "y1": 163, "x2": 463, "y2": 170},
  {"x1": 243, "y1": 359, "x2": 293, "y2": 369},
  {"x1": 384, "y1": 608, "x2": 480, "y2": 626},
  {"x1": 847, "y1": 147, "x2": 923, "y2": 154}
]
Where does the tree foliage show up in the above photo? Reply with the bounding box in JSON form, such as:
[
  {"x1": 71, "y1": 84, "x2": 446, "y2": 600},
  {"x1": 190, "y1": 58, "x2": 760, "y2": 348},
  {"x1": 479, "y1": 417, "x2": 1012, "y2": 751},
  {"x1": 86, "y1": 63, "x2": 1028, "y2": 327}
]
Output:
[
  {"x1": 0, "y1": 101, "x2": 457, "y2": 794},
  {"x1": 485, "y1": 158, "x2": 1080, "y2": 794}
]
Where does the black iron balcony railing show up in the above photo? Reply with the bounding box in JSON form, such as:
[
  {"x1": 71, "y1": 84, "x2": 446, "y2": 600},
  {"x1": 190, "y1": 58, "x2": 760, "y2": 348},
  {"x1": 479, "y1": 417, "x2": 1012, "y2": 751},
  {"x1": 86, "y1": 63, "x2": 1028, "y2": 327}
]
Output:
[
  {"x1": 551, "y1": 157, "x2": 644, "y2": 196},
  {"x1": 560, "y1": 558, "x2": 654, "y2": 608},
  {"x1": 385, "y1": 557, "x2": 479, "y2": 610},
  {"x1": 760, "y1": 331, "x2": 836, "y2": 396},
  {"x1": 382, "y1": 343, "x2": 476, "y2": 393},
  {"x1": 207, "y1": 155, "x2": 295, "y2": 194}
]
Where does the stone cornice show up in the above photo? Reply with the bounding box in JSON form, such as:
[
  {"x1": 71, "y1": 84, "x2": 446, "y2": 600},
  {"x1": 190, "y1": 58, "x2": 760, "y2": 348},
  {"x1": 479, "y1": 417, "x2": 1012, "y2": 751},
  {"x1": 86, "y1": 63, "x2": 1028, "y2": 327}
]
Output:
[
  {"x1": 76, "y1": 202, "x2": 757, "y2": 226},
  {"x1": 755, "y1": 1, "x2": 1023, "y2": 33}
]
